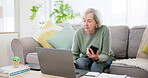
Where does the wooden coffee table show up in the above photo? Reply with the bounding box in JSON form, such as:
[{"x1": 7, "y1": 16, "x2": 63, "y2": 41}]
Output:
[
  {"x1": 11, "y1": 70, "x2": 65, "y2": 78},
  {"x1": 11, "y1": 70, "x2": 136, "y2": 78}
]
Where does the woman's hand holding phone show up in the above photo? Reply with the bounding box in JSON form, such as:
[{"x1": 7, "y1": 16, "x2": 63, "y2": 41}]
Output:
[
  {"x1": 89, "y1": 45, "x2": 98, "y2": 54},
  {"x1": 86, "y1": 47, "x2": 99, "y2": 61}
]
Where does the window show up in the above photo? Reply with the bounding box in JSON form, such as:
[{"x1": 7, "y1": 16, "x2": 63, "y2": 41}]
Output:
[
  {"x1": 49, "y1": 0, "x2": 148, "y2": 27},
  {"x1": 0, "y1": 0, "x2": 15, "y2": 32}
]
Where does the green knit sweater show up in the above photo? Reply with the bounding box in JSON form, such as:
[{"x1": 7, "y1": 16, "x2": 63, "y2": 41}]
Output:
[{"x1": 72, "y1": 25, "x2": 114, "y2": 62}]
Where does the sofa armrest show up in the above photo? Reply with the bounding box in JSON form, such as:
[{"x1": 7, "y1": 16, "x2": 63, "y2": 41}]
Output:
[{"x1": 11, "y1": 37, "x2": 42, "y2": 64}]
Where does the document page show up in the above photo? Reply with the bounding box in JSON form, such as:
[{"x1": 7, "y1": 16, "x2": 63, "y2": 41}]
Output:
[
  {"x1": 97, "y1": 73, "x2": 127, "y2": 78},
  {"x1": 83, "y1": 72, "x2": 100, "y2": 78}
]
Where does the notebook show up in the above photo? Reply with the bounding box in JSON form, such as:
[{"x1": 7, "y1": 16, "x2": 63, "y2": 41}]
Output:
[{"x1": 36, "y1": 47, "x2": 88, "y2": 78}]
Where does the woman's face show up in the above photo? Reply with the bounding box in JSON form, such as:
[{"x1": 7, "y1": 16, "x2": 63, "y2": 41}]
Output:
[{"x1": 83, "y1": 13, "x2": 98, "y2": 34}]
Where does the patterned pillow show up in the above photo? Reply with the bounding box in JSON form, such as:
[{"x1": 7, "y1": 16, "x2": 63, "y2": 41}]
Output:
[{"x1": 32, "y1": 21, "x2": 62, "y2": 48}]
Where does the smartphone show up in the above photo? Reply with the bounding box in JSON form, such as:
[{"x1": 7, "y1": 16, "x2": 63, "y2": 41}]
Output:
[{"x1": 89, "y1": 45, "x2": 98, "y2": 54}]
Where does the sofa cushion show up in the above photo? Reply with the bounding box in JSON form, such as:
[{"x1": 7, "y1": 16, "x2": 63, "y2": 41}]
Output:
[
  {"x1": 32, "y1": 21, "x2": 62, "y2": 48},
  {"x1": 128, "y1": 26, "x2": 146, "y2": 58},
  {"x1": 57, "y1": 23, "x2": 82, "y2": 30},
  {"x1": 110, "y1": 63, "x2": 148, "y2": 78},
  {"x1": 26, "y1": 52, "x2": 39, "y2": 64},
  {"x1": 109, "y1": 26, "x2": 129, "y2": 59},
  {"x1": 47, "y1": 24, "x2": 75, "y2": 50}
]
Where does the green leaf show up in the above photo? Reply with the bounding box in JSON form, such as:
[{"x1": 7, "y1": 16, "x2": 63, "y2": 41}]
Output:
[
  {"x1": 30, "y1": 4, "x2": 42, "y2": 21},
  {"x1": 12, "y1": 56, "x2": 20, "y2": 61},
  {"x1": 49, "y1": 0, "x2": 80, "y2": 23},
  {"x1": 39, "y1": 21, "x2": 45, "y2": 25},
  {"x1": 49, "y1": 12, "x2": 55, "y2": 17},
  {"x1": 30, "y1": 12, "x2": 36, "y2": 20}
]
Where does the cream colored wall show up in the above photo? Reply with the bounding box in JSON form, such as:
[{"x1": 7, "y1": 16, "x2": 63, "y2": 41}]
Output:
[
  {"x1": 15, "y1": 0, "x2": 52, "y2": 37},
  {"x1": 18, "y1": 0, "x2": 42, "y2": 37},
  {"x1": 0, "y1": 32, "x2": 18, "y2": 67}
]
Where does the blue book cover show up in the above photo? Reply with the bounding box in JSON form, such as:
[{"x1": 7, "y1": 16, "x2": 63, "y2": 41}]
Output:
[{"x1": 0, "y1": 64, "x2": 30, "y2": 77}]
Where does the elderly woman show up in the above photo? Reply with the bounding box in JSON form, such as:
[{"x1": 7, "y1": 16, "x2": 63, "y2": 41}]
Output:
[{"x1": 72, "y1": 8, "x2": 115, "y2": 72}]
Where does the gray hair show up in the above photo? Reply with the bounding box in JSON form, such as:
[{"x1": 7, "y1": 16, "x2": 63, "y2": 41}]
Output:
[{"x1": 83, "y1": 8, "x2": 102, "y2": 27}]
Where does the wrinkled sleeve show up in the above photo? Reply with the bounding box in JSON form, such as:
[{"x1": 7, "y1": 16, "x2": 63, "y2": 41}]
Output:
[
  {"x1": 97, "y1": 27, "x2": 110, "y2": 62},
  {"x1": 71, "y1": 31, "x2": 80, "y2": 62}
]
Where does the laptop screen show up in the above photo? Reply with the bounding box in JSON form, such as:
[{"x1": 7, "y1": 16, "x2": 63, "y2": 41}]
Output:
[{"x1": 36, "y1": 47, "x2": 76, "y2": 78}]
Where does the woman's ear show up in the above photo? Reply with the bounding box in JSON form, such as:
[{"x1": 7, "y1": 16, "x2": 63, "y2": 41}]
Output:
[
  {"x1": 96, "y1": 23, "x2": 99, "y2": 28},
  {"x1": 96, "y1": 25, "x2": 98, "y2": 28}
]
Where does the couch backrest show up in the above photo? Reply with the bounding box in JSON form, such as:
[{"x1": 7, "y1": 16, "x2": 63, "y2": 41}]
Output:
[
  {"x1": 57, "y1": 24, "x2": 130, "y2": 59},
  {"x1": 57, "y1": 23, "x2": 82, "y2": 30},
  {"x1": 109, "y1": 26, "x2": 129, "y2": 59},
  {"x1": 57, "y1": 23, "x2": 146, "y2": 59},
  {"x1": 128, "y1": 26, "x2": 146, "y2": 58}
]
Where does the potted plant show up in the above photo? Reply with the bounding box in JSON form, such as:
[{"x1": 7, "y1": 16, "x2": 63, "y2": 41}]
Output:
[
  {"x1": 50, "y1": 0, "x2": 80, "y2": 23},
  {"x1": 30, "y1": 0, "x2": 80, "y2": 24},
  {"x1": 12, "y1": 56, "x2": 20, "y2": 68}
]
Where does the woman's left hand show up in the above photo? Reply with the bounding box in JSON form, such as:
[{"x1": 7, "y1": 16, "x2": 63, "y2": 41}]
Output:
[{"x1": 86, "y1": 48, "x2": 99, "y2": 61}]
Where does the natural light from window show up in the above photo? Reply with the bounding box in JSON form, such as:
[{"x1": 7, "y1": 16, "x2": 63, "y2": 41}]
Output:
[
  {"x1": 0, "y1": 0, "x2": 14, "y2": 32},
  {"x1": 2, "y1": 0, "x2": 148, "y2": 32},
  {"x1": 49, "y1": 0, "x2": 148, "y2": 27}
]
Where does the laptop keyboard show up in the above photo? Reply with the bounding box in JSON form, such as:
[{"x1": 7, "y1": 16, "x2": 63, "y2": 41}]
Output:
[
  {"x1": 75, "y1": 69, "x2": 88, "y2": 78},
  {"x1": 75, "y1": 71, "x2": 80, "y2": 75}
]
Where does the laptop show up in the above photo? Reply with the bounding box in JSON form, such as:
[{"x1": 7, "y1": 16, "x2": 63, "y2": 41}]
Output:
[{"x1": 36, "y1": 47, "x2": 88, "y2": 78}]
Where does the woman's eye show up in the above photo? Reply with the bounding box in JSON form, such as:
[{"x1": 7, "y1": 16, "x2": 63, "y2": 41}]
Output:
[{"x1": 88, "y1": 20, "x2": 91, "y2": 23}]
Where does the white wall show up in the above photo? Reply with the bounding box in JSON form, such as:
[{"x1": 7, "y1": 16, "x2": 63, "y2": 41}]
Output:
[
  {"x1": 17, "y1": 0, "x2": 148, "y2": 37},
  {"x1": 52, "y1": 0, "x2": 148, "y2": 27},
  {"x1": 18, "y1": 0, "x2": 42, "y2": 37},
  {"x1": 0, "y1": 32, "x2": 18, "y2": 67}
]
